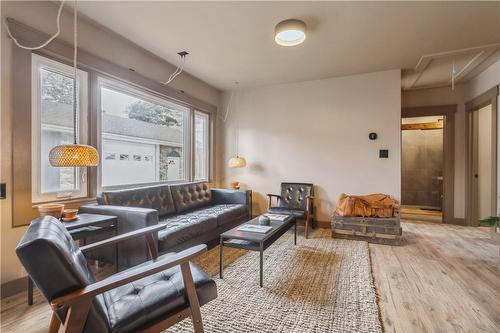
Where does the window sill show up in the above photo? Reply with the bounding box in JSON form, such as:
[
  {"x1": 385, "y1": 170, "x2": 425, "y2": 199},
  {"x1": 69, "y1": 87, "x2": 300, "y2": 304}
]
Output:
[{"x1": 32, "y1": 196, "x2": 97, "y2": 209}]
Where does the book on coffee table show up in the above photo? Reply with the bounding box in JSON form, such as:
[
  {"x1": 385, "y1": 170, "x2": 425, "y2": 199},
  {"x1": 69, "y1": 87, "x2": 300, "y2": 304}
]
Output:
[
  {"x1": 264, "y1": 214, "x2": 289, "y2": 221},
  {"x1": 237, "y1": 224, "x2": 273, "y2": 233}
]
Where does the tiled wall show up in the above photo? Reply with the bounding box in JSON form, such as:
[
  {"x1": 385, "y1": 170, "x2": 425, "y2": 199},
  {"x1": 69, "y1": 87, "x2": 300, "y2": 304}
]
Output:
[{"x1": 402, "y1": 126, "x2": 443, "y2": 209}]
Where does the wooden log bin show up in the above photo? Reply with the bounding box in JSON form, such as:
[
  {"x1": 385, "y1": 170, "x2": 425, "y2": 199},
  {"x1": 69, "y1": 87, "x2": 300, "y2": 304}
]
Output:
[{"x1": 331, "y1": 214, "x2": 403, "y2": 245}]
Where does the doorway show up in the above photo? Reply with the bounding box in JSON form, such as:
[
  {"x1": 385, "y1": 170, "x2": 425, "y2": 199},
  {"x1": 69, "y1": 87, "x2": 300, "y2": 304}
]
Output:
[
  {"x1": 401, "y1": 116, "x2": 444, "y2": 223},
  {"x1": 465, "y1": 87, "x2": 498, "y2": 226},
  {"x1": 401, "y1": 105, "x2": 456, "y2": 224}
]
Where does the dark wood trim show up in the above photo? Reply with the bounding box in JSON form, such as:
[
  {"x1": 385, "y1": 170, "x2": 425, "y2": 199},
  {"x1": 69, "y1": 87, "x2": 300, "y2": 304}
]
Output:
[
  {"x1": 0, "y1": 276, "x2": 29, "y2": 299},
  {"x1": 464, "y1": 86, "x2": 499, "y2": 226},
  {"x1": 5, "y1": 18, "x2": 217, "y2": 114},
  {"x1": 316, "y1": 220, "x2": 332, "y2": 229},
  {"x1": 401, "y1": 105, "x2": 457, "y2": 225},
  {"x1": 402, "y1": 105, "x2": 457, "y2": 118},
  {"x1": 11, "y1": 45, "x2": 38, "y2": 228},
  {"x1": 453, "y1": 218, "x2": 467, "y2": 226},
  {"x1": 465, "y1": 86, "x2": 499, "y2": 111}
]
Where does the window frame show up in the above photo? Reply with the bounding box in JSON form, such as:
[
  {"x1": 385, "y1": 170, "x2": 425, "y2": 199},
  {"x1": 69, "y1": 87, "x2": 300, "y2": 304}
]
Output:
[
  {"x1": 193, "y1": 110, "x2": 210, "y2": 181},
  {"x1": 31, "y1": 53, "x2": 89, "y2": 203},
  {"x1": 97, "y1": 77, "x2": 198, "y2": 191}
]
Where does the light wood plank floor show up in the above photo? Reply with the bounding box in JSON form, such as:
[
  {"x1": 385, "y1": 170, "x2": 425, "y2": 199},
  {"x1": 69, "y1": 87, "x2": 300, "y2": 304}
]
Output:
[
  {"x1": 370, "y1": 221, "x2": 499, "y2": 333},
  {"x1": 1, "y1": 221, "x2": 499, "y2": 333}
]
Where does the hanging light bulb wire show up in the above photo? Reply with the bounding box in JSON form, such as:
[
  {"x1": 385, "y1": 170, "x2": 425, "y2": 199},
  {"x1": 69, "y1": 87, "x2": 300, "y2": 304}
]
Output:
[
  {"x1": 163, "y1": 54, "x2": 186, "y2": 85},
  {"x1": 3, "y1": 0, "x2": 66, "y2": 50},
  {"x1": 72, "y1": 0, "x2": 78, "y2": 144}
]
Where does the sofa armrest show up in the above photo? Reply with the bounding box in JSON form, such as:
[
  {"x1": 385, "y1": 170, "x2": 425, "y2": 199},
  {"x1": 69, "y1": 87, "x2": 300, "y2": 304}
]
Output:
[
  {"x1": 79, "y1": 205, "x2": 159, "y2": 268},
  {"x1": 211, "y1": 188, "x2": 251, "y2": 205},
  {"x1": 79, "y1": 205, "x2": 159, "y2": 232}
]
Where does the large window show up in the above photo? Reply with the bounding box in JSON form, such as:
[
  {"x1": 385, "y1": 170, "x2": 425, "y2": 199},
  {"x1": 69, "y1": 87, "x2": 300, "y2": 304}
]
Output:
[
  {"x1": 31, "y1": 55, "x2": 213, "y2": 202},
  {"x1": 31, "y1": 54, "x2": 88, "y2": 203},
  {"x1": 194, "y1": 111, "x2": 209, "y2": 180},
  {"x1": 99, "y1": 79, "x2": 189, "y2": 188}
]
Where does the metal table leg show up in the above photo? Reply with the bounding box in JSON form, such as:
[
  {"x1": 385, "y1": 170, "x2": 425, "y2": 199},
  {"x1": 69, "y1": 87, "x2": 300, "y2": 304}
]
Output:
[
  {"x1": 27, "y1": 277, "x2": 33, "y2": 305},
  {"x1": 219, "y1": 237, "x2": 224, "y2": 279},
  {"x1": 259, "y1": 243, "x2": 264, "y2": 287},
  {"x1": 294, "y1": 219, "x2": 297, "y2": 245}
]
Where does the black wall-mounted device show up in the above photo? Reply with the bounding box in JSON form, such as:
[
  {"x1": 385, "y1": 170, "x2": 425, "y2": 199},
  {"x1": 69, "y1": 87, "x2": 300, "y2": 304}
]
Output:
[
  {"x1": 0, "y1": 183, "x2": 6, "y2": 199},
  {"x1": 379, "y1": 149, "x2": 389, "y2": 158},
  {"x1": 369, "y1": 132, "x2": 377, "y2": 140}
]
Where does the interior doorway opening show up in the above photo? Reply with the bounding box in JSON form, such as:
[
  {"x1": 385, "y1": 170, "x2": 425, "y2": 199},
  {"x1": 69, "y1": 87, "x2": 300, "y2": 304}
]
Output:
[
  {"x1": 401, "y1": 116, "x2": 444, "y2": 223},
  {"x1": 469, "y1": 104, "x2": 495, "y2": 225},
  {"x1": 465, "y1": 87, "x2": 498, "y2": 227}
]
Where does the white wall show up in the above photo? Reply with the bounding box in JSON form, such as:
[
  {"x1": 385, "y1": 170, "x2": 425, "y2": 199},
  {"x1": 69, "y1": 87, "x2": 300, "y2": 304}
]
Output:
[
  {"x1": 218, "y1": 70, "x2": 401, "y2": 221},
  {"x1": 1, "y1": 1, "x2": 220, "y2": 285}
]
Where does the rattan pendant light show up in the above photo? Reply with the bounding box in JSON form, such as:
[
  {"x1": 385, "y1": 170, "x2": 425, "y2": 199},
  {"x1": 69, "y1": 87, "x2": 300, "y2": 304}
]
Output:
[{"x1": 49, "y1": 1, "x2": 99, "y2": 167}]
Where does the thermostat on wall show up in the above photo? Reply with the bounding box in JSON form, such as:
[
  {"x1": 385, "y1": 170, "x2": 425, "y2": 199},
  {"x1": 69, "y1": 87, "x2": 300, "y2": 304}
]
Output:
[{"x1": 379, "y1": 149, "x2": 389, "y2": 158}]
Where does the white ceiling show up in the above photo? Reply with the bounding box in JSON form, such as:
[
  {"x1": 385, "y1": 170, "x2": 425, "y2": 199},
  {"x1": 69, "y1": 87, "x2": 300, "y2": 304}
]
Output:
[{"x1": 74, "y1": 1, "x2": 500, "y2": 91}]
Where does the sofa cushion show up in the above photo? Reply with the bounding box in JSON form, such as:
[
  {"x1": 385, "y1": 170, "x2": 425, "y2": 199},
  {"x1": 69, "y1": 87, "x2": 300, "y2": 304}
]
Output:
[
  {"x1": 101, "y1": 184, "x2": 175, "y2": 217},
  {"x1": 103, "y1": 260, "x2": 216, "y2": 333},
  {"x1": 158, "y1": 213, "x2": 217, "y2": 251},
  {"x1": 170, "y1": 182, "x2": 212, "y2": 213},
  {"x1": 192, "y1": 204, "x2": 248, "y2": 227}
]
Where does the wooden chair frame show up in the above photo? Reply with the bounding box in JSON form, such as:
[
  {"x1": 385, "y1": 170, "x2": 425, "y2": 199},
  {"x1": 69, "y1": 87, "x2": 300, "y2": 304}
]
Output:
[
  {"x1": 48, "y1": 224, "x2": 208, "y2": 333},
  {"x1": 267, "y1": 193, "x2": 315, "y2": 239}
]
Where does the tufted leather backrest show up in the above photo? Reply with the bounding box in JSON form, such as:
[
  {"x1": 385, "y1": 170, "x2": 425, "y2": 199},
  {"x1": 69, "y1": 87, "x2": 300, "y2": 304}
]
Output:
[
  {"x1": 279, "y1": 182, "x2": 314, "y2": 210},
  {"x1": 101, "y1": 184, "x2": 175, "y2": 217},
  {"x1": 170, "y1": 182, "x2": 212, "y2": 213},
  {"x1": 16, "y1": 216, "x2": 110, "y2": 332}
]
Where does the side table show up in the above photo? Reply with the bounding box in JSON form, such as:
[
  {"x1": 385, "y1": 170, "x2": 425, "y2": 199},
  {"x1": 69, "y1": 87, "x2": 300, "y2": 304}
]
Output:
[{"x1": 27, "y1": 213, "x2": 118, "y2": 305}]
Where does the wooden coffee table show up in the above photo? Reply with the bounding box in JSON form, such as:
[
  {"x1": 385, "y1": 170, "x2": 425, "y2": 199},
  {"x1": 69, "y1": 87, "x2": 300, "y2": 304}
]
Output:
[{"x1": 219, "y1": 214, "x2": 296, "y2": 287}]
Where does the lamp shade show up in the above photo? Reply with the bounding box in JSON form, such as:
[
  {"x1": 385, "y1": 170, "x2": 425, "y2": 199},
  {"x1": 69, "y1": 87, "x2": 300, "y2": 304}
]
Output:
[
  {"x1": 49, "y1": 144, "x2": 99, "y2": 167},
  {"x1": 228, "y1": 156, "x2": 246, "y2": 168}
]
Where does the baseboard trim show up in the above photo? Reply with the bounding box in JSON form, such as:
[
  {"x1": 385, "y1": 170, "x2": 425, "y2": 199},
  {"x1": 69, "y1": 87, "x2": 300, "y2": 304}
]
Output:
[
  {"x1": 1, "y1": 276, "x2": 28, "y2": 299},
  {"x1": 316, "y1": 220, "x2": 331, "y2": 229},
  {"x1": 453, "y1": 218, "x2": 467, "y2": 226}
]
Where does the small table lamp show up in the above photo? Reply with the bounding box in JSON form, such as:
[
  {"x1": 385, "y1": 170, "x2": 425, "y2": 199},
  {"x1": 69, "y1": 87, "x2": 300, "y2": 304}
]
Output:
[{"x1": 228, "y1": 156, "x2": 246, "y2": 189}]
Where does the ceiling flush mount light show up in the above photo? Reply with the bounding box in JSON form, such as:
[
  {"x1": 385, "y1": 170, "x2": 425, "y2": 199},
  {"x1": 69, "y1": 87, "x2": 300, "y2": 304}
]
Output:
[{"x1": 274, "y1": 19, "x2": 306, "y2": 46}]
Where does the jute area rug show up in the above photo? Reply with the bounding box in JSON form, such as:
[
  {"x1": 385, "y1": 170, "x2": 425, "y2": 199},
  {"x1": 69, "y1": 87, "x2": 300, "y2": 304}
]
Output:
[{"x1": 166, "y1": 229, "x2": 382, "y2": 333}]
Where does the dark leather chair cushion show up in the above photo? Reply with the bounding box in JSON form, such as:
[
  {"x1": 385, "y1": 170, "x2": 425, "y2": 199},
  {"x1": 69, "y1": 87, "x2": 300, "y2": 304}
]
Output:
[
  {"x1": 279, "y1": 183, "x2": 313, "y2": 210},
  {"x1": 170, "y1": 182, "x2": 212, "y2": 213},
  {"x1": 268, "y1": 207, "x2": 305, "y2": 218},
  {"x1": 158, "y1": 213, "x2": 218, "y2": 251},
  {"x1": 16, "y1": 217, "x2": 110, "y2": 333},
  {"x1": 103, "y1": 258, "x2": 216, "y2": 333},
  {"x1": 101, "y1": 184, "x2": 176, "y2": 217}
]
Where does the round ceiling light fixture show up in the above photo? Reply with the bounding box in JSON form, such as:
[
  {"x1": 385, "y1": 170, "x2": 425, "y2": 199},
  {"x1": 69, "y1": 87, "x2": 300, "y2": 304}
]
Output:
[{"x1": 274, "y1": 19, "x2": 306, "y2": 46}]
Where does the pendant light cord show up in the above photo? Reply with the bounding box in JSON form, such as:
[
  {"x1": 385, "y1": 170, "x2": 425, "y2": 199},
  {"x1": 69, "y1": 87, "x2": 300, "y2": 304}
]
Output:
[
  {"x1": 3, "y1": 0, "x2": 66, "y2": 50},
  {"x1": 73, "y1": 0, "x2": 78, "y2": 144},
  {"x1": 163, "y1": 54, "x2": 186, "y2": 85}
]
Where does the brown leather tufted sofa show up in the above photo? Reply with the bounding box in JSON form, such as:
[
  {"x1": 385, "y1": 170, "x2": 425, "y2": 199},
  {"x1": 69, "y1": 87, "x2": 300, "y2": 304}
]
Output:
[{"x1": 80, "y1": 182, "x2": 251, "y2": 268}]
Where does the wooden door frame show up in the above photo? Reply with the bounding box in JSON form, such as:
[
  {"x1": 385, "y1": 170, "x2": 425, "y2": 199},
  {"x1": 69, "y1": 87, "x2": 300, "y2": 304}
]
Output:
[
  {"x1": 465, "y1": 86, "x2": 499, "y2": 226},
  {"x1": 401, "y1": 105, "x2": 457, "y2": 224}
]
